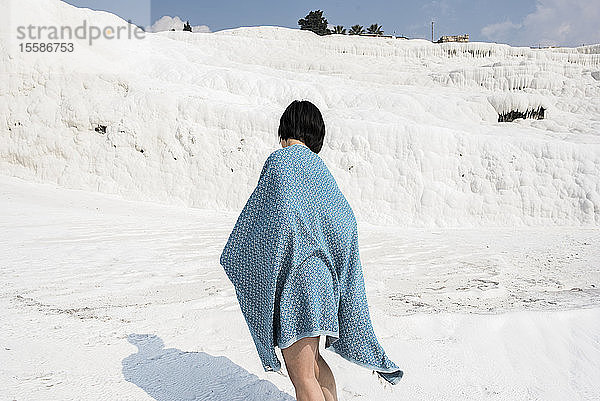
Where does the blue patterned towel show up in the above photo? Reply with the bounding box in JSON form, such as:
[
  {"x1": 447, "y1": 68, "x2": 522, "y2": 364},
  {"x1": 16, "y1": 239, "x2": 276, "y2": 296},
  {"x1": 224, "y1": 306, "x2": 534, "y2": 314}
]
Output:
[{"x1": 220, "y1": 143, "x2": 403, "y2": 385}]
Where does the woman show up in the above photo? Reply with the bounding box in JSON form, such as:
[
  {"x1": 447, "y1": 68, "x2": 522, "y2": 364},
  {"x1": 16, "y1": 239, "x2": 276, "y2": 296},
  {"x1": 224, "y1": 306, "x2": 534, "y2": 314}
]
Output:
[{"x1": 220, "y1": 100, "x2": 403, "y2": 401}]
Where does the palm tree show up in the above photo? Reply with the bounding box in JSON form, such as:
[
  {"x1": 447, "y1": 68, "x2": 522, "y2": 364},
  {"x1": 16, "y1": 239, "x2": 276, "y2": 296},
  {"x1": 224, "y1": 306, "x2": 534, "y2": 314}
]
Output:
[
  {"x1": 331, "y1": 25, "x2": 346, "y2": 34},
  {"x1": 367, "y1": 23, "x2": 383, "y2": 35},
  {"x1": 348, "y1": 25, "x2": 365, "y2": 35}
]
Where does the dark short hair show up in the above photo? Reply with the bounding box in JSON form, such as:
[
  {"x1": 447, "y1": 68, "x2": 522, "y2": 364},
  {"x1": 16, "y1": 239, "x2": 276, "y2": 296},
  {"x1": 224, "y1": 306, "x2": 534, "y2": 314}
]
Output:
[{"x1": 278, "y1": 100, "x2": 325, "y2": 153}]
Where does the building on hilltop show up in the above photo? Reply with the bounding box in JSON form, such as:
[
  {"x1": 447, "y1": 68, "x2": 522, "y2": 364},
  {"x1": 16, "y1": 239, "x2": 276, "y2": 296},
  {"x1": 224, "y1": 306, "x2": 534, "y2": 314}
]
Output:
[{"x1": 437, "y1": 34, "x2": 469, "y2": 43}]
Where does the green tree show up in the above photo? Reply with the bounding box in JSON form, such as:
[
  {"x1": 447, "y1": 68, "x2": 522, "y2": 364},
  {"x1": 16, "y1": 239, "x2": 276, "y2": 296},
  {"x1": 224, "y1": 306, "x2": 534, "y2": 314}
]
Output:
[
  {"x1": 331, "y1": 25, "x2": 346, "y2": 34},
  {"x1": 298, "y1": 10, "x2": 330, "y2": 36},
  {"x1": 367, "y1": 23, "x2": 383, "y2": 35},
  {"x1": 183, "y1": 21, "x2": 192, "y2": 32},
  {"x1": 348, "y1": 25, "x2": 365, "y2": 35}
]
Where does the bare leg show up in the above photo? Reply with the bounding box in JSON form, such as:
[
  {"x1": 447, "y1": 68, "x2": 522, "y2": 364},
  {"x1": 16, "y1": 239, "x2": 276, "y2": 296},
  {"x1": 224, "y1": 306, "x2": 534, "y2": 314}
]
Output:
[
  {"x1": 314, "y1": 350, "x2": 338, "y2": 401},
  {"x1": 282, "y1": 336, "x2": 325, "y2": 401}
]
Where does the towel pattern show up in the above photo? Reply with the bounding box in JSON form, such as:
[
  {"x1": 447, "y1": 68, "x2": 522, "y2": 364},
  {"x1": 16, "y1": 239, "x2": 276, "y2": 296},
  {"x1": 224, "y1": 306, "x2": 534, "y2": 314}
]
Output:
[{"x1": 220, "y1": 143, "x2": 403, "y2": 385}]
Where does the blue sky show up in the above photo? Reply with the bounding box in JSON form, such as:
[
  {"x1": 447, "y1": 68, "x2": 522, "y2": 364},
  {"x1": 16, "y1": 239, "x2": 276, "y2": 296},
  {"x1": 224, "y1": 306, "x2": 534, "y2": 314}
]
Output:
[{"x1": 63, "y1": 0, "x2": 600, "y2": 47}]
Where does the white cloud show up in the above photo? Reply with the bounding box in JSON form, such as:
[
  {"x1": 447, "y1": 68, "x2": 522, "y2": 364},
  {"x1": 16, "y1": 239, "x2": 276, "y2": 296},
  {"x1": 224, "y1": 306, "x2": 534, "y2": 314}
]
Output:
[
  {"x1": 422, "y1": 0, "x2": 453, "y2": 18},
  {"x1": 146, "y1": 16, "x2": 210, "y2": 33},
  {"x1": 481, "y1": 20, "x2": 522, "y2": 41},
  {"x1": 481, "y1": 0, "x2": 600, "y2": 47}
]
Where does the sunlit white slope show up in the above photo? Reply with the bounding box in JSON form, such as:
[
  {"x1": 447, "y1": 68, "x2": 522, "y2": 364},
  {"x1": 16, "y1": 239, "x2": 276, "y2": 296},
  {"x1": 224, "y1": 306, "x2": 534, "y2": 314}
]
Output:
[{"x1": 1, "y1": 0, "x2": 600, "y2": 226}]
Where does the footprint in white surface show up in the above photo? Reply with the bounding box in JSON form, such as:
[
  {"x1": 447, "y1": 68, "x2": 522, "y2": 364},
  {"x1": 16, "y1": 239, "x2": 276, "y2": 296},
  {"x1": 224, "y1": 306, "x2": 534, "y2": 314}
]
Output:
[{"x1": 122, "y1": 334, "x2": 294, "y2": 401}]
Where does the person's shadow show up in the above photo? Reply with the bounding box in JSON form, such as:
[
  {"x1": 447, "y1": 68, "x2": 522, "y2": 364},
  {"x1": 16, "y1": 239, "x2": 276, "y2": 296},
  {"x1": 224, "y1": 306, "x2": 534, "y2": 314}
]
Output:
[{"x1": 122, "y1": 333, "x2": 295, "y2": 401}]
